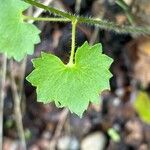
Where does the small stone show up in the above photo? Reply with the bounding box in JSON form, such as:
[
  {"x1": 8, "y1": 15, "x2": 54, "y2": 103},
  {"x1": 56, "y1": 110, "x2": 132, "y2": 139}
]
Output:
[
  {"x1": 41, "y1": 130, "x2": 52, "y2": 140},
  {"x1": 81, "y1": 132, "x2": 106, "y2": 150},
  {"x1": 28, "y1": 145, "x2": 40, "y2": 150},
  {"x1": 37, "y1": 139, "x2": 50, "y2": 150},
  {"x1": 57, "y1": 135, "x2": 79, "y2": 150},
  {"x1": 113, "y1": 98, "x2": 120, "y2": 107},
  {"x1": 125, "y1": 119, "x2": 143, "y2": 146},
  {"x1": 3, "y1": 138, "x2": 19, "y2": 150}
]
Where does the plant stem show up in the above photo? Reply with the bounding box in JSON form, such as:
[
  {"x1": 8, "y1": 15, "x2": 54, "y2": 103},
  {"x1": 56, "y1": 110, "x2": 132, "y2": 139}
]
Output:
[
  {"x1": 23, "y1": 15, "x2": 70, "y2": 22},
  {"x1": 24, "y1": 0, "x2": 150, "y2": 35},
  {"x1": 67, "y1": 19, "x2": 78, "y2": 66},
  {"x1": 24, "y1": 0, "x2": 74, "y2": 20},
  {"x1": 116, "y1": 0, "x2": 129, "y2": 11},
  {"x1": 78, "y1": 17, "x2": 150, "y2": 34},
  {"x1": 0, "y1": 54, "x2": 7, "y2": 150}
]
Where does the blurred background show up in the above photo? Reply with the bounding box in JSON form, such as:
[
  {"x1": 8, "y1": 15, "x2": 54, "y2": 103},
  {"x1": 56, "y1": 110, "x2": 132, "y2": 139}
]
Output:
[{"x1": 2, "y1": 0, "x2": 150, "y2": 149}]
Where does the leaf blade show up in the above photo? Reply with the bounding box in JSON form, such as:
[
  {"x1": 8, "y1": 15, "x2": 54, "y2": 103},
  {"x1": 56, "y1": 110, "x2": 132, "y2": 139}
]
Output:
[
  {"x1": 0, "y1": 0, "x2": 40, "y2": 61},
  {"x1": 27, "y1": 42, "x2": 113, "y2": 117}
]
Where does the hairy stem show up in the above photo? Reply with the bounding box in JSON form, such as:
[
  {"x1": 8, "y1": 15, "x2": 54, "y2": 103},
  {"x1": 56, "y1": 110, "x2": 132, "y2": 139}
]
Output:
[
  {"x1": 78, "y1": 17, "x2": 150, "y2": 34},
  {"x1": 0, "y1": 54, "x2": 7, "y2": 150},
  {"x1": 68, "y1": 19, "x2": 78, "y2": 66},
  {"x1": 24, "y1": 0, "x2": 150, "y2": 35},
  {"x1": 23, "y1": 15, "x2": 70, "y2": 22},
  {"x1": 24, "y1": 0, "x2": 74, "y2": 20}
]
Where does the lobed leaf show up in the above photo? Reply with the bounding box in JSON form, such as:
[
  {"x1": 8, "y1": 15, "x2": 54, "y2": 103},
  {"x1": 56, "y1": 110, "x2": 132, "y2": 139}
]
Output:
[
  {"x1": 0, "y1": 0, "x2": 40, "y2": 61},
  {"x1": 27, "y1": 42, "x2": 113, "y2": 117}
]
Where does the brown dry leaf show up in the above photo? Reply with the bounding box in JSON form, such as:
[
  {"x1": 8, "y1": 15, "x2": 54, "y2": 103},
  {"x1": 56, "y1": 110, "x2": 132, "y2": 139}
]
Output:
[
  {"x1": 127, "y1": 36, "x2": 150, "y2": 87},
  {"x1": 138, "y1": 38, "x2": 150, "y2": 56},
  {"x1": 115, "y1": 14, "x2": 127, "y2": 25},
  {"x1": 132, "y1": 0, "x2": 150, "y2": 25},
  {"x1": 125, "y1": 119, "x2": 143, "y2": 146},
  {"x1": 91, "y1": 0, "x2": 105, "y2": 18}
]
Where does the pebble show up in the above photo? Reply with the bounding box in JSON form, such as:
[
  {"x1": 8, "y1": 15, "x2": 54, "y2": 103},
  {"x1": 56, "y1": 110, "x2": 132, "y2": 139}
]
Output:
[
  {"x1": 57, "y1": 135, "x2": 79, "y2": 150},
  {"x1": 81, "y1": 132, "x2": 106, "y2": 150}
]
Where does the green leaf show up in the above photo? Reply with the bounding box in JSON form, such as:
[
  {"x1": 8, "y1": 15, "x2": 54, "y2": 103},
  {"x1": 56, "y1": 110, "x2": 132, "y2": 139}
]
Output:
[
  {"x1": 134, "y1": 91, "x2": 150, "y2": 124},
  {"x1": 0, "y1": 0, "x2": 40, "y2": 61},
  {"x1": 27, "y1": 42, "x2": 113, "y2": 117},
  {"x1": 108, "y1": 128, "x2": 121, "y2": 142}
]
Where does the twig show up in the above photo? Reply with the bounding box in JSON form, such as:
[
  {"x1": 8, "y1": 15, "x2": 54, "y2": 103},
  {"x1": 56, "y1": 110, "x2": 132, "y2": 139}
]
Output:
[
  {"x1": 28, "y1": 0, "x2": 54, "y2": 24},
  {"x1": 32, "y1": 0, "x2": 54, "y2": 19},
  {"x1": 49, "y1": 108, "x2": 69, "y2": 150},
  {"x1": 0, "y1": 54, "x2": 7, "y2": 150},
  {"x1": 18, "y1": 58, "x2": 27, "y2": 100},
  {"x1": 10, "y1": 60, "x2": 27, "y2": 150},
  {"x1": 90, "y1": 0, "x2": 105, "y2": 45},
  {"x1": 90, "y1": 27, "x2": 100, "y2": 45},
  {"x1": 115, "y1": 0, "x2": 135, "y2": 25},
  {"x1": 75, "y1": 0, "x2": 82, "y2": 14}
]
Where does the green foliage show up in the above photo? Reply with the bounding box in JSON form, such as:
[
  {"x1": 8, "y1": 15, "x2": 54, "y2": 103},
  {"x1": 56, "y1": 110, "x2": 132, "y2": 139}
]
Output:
[
  {"x1": 27, "y1": 42, "x2": 113, "y2": 117},
  {"x1": 134, "y1": 91, "x2": 150, "y2": 124},
  {"x1": 24, "y1": 129, "x2": 32, "y2": 140},
  {"x1": 108, "y1": 128, "x2": 121, "y2": 142},
  {"x1": 2, "y1": 0, "x2": 149, "y2": 117},
  {"x1": 0, "y1": 0, "x2": 40, "y2": 61}
]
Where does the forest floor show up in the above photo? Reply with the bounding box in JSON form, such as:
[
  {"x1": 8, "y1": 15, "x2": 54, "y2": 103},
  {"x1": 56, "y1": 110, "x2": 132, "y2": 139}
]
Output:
[{"x1": 3, "y1": 0, "x2": 150, "y2": 150}]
